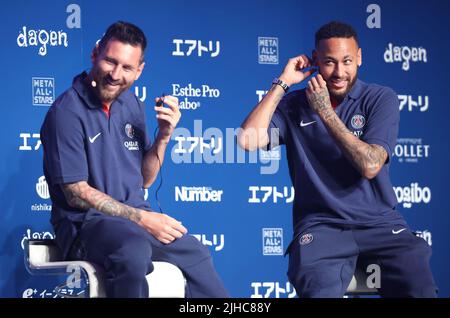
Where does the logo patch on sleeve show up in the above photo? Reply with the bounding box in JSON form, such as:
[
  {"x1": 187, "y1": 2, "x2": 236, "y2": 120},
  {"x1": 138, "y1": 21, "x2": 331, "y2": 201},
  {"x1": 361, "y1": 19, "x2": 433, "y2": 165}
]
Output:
[{"x1": 299, "y1": 233, "x2": 314, "y2": 245}]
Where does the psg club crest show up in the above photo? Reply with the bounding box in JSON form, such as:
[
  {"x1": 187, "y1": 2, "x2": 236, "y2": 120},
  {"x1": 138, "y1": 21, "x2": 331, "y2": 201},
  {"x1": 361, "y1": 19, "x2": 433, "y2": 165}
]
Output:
[
  {"x1": 125, "y1": 123, "x2": 135, "y2": 139},
  {"x1": 351, "y1": 114, "x2": 366, "y2": 129},
  {"x1": 299, "y1": 233, "x2": 313, "y2": 245}
]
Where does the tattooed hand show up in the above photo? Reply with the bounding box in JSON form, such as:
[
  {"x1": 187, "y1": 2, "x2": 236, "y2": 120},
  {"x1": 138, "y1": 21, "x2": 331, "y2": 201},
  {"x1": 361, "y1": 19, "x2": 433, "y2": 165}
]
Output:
[{"x1": 306, "y1": 74, "x2": 333, "y2": 114}]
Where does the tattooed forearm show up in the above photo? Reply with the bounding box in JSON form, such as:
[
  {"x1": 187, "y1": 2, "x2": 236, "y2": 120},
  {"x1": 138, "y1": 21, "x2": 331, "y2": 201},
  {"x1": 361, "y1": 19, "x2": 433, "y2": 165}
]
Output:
[
  {"x1": 96, "y1": 199, "x2": 142, "y2": 223},
  {"x1": 305, "y1": 76, "x2": 387, "y2": 179},
  {"x1": 345, "y1": 142, "x2": 387, "y2": 176},
  {"x1": 61, "y1": 182, "x2": 90, "y2": 210},
  {"x1": 61, "y1": 182, "x2": 142, "y2": 223},
  {"x1": 317, "y1": 110, "x2": 388, "y2": 179},
  {"x1": 318, "y1": 107, "x2": 350, "y2": 135},
  {"x1": 309, "y1": 89, "x2": 331, "y2": 112},
  {"x1": 364, "y1": 144, "x2": 388, "y2": 172}
]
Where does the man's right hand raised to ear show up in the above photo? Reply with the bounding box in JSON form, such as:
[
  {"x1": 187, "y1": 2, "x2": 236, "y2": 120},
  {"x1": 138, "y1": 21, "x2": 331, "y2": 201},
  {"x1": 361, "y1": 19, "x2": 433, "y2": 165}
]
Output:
[
  {"x1": 278, "y1": 55, "x2": 317, "y2": 87},
  {"x1": 238, "y1": 54, "x2": 317, "y2": 151}
]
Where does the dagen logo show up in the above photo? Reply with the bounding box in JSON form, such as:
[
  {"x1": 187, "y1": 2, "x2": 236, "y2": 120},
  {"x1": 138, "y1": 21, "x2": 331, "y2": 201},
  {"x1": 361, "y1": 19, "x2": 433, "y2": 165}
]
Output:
[
  {"x1": 17, "y1": 27, "x2": 68, "y2": 56},
  {"x1": 384, "y1": 43, "x2": 427, "y2": 71}
]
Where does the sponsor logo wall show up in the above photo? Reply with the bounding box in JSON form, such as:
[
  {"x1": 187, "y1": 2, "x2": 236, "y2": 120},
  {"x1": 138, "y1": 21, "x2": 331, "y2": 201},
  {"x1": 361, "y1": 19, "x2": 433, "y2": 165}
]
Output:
[{"x1": 1, "y1": 0, "x2": 449, "y2": 297}]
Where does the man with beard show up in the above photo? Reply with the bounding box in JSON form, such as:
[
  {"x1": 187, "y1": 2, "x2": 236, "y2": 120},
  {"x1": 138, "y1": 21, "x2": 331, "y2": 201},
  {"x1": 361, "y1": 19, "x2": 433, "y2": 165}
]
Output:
[
  {"x1": 40, "y1": 21, "x2": 228, "y2": 298},
  {"x1": 238, "y1": 21, "x2": 436, "y2": 297}
]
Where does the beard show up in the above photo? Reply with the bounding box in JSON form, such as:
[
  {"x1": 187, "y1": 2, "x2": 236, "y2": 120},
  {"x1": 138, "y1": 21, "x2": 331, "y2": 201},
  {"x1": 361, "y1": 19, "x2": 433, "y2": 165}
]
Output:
[
  {"x1": 327, "y1": 74, "x2": 357, "y2": 103},
  {"x1": 90, "y1": 67, "x2": 132, "y2": 104}
]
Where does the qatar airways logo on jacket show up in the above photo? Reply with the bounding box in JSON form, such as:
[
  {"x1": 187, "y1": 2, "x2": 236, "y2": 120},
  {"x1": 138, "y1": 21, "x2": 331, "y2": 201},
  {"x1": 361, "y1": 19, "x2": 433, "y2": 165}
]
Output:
[
  {"x1": 393, "y1": 183, "x2": 431, "y2": 208},
  {"x1": 123, "y1": 123, "x2": 139, "y2": 151}
]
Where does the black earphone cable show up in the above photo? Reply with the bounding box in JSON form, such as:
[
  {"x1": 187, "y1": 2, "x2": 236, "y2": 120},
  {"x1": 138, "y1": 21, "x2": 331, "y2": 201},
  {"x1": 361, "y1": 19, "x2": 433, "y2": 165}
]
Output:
[{"x1": 153, "y1": 125, "x2": 164, "y2": 213}]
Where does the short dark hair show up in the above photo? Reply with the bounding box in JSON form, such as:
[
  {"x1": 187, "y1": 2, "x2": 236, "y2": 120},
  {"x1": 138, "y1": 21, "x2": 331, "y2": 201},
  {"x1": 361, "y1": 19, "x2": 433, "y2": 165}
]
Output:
[
  {"x1": 315, "y1": 21, "x2": 359, "y2": 48},
  {"x1": 98, "y1": 21, "x2": 147, "y2": 62}
]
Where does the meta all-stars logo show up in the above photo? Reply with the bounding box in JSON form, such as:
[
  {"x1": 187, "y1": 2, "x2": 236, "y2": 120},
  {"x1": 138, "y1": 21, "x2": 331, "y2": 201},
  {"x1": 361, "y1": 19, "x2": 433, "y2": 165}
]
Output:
[
  {"x1": 258, "y1": 37, "x2": 279, "y2": 65},
  {"x1": 32, "y1": 77, "x2": 55, "y2": 106},
  {"x1": 262, "y1": 228, "x2": 283, "y2": 256}
]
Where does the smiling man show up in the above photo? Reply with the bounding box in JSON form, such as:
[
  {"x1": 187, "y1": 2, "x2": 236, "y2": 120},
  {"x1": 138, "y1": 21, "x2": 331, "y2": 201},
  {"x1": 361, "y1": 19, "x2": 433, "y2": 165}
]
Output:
[
  {"x1": 40, "y1": 21, "x2": 228, "y2": 298},
  {"x1": 238, "y1": 21, "x2": 437, "y2": 298}
]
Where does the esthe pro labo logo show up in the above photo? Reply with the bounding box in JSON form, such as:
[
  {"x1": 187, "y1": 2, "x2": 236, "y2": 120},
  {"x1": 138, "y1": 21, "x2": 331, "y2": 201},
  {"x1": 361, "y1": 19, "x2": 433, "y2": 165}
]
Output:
[
  {"x1": 171, "y1": 83, "x2": 221, "y2": 110},
  {"x1": 393, "y1": 183, "x2": 431, "y2": 208}
]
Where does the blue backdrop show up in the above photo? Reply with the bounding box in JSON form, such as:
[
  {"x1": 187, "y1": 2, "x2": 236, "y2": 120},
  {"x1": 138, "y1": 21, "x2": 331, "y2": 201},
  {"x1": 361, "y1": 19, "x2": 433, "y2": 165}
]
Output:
[{"x1": 1, "y1": 0, "x2": 449, "y2": 298}]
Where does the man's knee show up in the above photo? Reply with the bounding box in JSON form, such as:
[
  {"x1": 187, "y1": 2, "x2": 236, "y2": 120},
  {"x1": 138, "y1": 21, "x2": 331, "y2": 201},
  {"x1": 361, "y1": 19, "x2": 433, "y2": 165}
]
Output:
[
  {"x1": 178, "y1": 234, "x2": 211, "y2": 259},
  {"x1": 103, "y1": 237, "x2": 154, "y2": 277}
]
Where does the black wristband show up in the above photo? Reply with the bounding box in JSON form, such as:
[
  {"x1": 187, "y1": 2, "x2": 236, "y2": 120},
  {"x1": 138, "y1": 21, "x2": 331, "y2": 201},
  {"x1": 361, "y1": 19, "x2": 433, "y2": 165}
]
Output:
[{"x1": 272, "y1": 78, "x2": 290, "y2": 93}]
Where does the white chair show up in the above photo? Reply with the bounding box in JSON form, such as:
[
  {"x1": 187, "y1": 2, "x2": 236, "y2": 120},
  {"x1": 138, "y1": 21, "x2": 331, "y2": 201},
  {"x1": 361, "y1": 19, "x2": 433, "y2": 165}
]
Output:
[{"x1": 24, "y1": 239, "x2": 186, "y2": 298}]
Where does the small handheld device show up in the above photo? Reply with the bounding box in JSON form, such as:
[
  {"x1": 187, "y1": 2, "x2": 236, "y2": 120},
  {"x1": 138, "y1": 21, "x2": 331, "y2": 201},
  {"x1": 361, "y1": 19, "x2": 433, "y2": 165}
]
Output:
[{"x1": 156, "y1": 93, "x2": 165, "y2": 107}]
